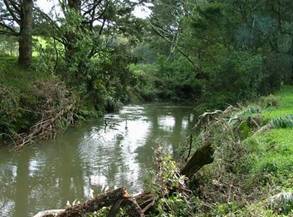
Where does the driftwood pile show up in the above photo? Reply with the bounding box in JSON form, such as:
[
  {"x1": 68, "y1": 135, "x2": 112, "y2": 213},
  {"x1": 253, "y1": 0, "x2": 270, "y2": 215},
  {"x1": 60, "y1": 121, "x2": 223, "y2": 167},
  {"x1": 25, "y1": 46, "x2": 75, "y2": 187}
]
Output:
[
  {"x1": 15, "y1": 81, "x2": 76, "y2": 150},
  {"x1": 54, "y1": 188, "x2": 154, "y2": 217},
  {"x1": 34, "y1": 188, "x2": 155, "y2": 217}
]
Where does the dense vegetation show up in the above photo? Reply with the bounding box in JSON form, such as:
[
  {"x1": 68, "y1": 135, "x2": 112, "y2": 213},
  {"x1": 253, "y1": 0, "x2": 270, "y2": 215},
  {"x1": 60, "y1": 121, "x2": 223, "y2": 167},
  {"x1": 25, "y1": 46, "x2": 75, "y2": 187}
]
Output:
[{"x1": 0, "y1": 0, "x2": 292, "y2": 216}]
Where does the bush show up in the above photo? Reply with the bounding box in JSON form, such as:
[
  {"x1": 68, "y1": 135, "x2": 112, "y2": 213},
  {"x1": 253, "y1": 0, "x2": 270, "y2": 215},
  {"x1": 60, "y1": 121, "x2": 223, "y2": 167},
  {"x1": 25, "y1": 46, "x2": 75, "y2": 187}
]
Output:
[{"x1": 0, "y1": 85, "x2": 20, "y2": 141}]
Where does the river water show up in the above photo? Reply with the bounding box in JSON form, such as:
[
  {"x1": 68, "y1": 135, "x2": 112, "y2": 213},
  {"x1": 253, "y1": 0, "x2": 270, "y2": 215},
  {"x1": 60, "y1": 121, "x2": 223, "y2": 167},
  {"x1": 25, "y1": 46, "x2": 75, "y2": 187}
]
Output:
[{"x1": 0, "y1": 104, "x2": 194, "y2": 217}]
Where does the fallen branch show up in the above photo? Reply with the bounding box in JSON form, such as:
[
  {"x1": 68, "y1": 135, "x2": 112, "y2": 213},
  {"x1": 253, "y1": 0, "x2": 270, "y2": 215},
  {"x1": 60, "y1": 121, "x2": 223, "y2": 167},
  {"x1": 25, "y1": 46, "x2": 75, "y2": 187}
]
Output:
[
  {"x1": 56, "y1": 188, "x2": 128, "y2": 217},
  {"x1": 134, "y1": 193, "x2": 156, "y2": 214},
  {"x1": 195, "y1": 110, "x2": 223, "y2": 129},
  {"x1": 121, "y1": 198, "x2": 144, "y2": 217},
  {"x1": 253, "y1": 123, "x2": 272, "y2": 136}
]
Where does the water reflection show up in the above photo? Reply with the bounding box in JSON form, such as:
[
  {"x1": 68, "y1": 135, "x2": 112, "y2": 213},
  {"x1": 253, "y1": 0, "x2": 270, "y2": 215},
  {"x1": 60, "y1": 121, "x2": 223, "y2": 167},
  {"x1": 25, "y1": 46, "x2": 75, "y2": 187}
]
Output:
[{"x1": 0, "y1": 104, "x2": 194, "y2": 217}]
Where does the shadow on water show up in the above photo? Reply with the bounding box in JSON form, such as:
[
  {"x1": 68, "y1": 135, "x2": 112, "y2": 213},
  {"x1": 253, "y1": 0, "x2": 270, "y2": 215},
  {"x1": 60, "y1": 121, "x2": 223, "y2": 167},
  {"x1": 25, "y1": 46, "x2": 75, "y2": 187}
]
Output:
[{"x1": 0, "y1": 104, "x2": 195, "y2": 217}]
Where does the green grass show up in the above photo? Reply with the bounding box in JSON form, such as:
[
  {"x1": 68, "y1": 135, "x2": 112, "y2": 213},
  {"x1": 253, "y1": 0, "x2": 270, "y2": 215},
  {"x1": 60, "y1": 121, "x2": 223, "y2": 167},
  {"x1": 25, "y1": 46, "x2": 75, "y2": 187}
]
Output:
[
  {"x1": 0, "y1": 55, "x2": 52, "y2": 92},
  {"x1": 211, "y1": 86, "x2": 293, "y2": 216},
  {"x1": 245, "y1": 86, "x2": 293, "y2": 190},
  {"x1": 247, "y1": 129, "x2": 293, "y2": 184}
]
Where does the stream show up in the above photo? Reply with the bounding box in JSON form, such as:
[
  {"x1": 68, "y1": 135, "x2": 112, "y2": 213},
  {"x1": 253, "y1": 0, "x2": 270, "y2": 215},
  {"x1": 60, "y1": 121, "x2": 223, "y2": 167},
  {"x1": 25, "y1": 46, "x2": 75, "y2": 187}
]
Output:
[{"x1": 0, "y1": 104, "x2": 194, "y2": 217}]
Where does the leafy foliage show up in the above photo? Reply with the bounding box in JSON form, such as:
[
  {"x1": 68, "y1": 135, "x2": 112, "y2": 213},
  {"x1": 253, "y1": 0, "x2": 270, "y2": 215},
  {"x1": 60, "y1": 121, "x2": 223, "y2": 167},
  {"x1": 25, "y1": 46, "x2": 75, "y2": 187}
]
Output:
[{"x1": 130, "y1": 0, "x2": 293, "y2": 106}]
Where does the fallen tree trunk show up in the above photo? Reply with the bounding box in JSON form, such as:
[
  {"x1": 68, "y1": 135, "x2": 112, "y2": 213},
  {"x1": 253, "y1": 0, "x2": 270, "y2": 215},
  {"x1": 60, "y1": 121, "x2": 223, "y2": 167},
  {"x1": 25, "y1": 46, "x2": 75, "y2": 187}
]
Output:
[
  {"x1": 49, "y1": 143, "x2": 213, "y2": 216},
  {"x1": 33, "y1": 190, "x2": 156, "y2": 217},
  {"x1": 55, "y1": 188, "x2": 148, "y2": 217},
  {"x1": 181, "y1": 143, "x2": 214, "y2": 179},
  {"x1": 56, "y1": 188, "x2": 128, "y2": 217}
]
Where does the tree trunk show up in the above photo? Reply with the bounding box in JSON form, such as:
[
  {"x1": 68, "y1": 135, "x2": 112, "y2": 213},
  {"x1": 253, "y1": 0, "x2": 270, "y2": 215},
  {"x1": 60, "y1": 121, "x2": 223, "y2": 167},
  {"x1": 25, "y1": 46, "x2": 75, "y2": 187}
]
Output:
[{"x1": 18, "y1": 0, "x2": 33, "y2": 67}]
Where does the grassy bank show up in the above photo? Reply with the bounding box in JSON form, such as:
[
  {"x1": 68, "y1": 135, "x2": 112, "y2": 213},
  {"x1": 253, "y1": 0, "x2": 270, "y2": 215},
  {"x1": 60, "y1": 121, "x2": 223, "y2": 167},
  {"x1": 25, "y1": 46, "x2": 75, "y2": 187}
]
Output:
[
  {"x1": 191, "y1": 86, "x2": 293, "y2": 216},
  {"x1": 140, "y1": 85, "x2": 293, "y2": 217},
  {"x1": 248, "y1": 86, "x2": 293, "y2": 189},
  {"x1": 0, "y1": 56, "x2": 50, "y2": 90}
]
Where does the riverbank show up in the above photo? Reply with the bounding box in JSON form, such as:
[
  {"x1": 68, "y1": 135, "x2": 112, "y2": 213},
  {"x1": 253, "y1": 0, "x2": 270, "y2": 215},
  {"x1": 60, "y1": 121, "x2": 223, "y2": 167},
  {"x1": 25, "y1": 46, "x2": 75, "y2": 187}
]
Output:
[
  {"x1": 0, "y1": 56, "x2": 81, "y2": 148},
  {"x1": 1, "y1": 54, "x2": 292, "y2": 215},
  {"x1": 189, "y1": 85, "x2": 293, "y2": 216},
  {"x1": 0, "y1": 55, "x2": 196, "y2": 149},
  {"x1": 144, "y1": 86, "x2": 293, "y2": 216}
]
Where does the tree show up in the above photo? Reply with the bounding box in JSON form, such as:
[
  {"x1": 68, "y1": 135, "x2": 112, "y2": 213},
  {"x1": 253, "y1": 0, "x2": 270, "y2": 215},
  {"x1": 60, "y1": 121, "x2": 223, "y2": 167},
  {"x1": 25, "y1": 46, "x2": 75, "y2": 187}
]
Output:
[
  {"x1": 33, "y1": 0, "x2": 148, "y2": 110},
  {"x1": 37, "y1": 0, "x2": 147, "y2": 67},
  {"x1": 140, "y1": 0, "x2": 293, "y2": 105},
  {"x1": 0, "y1": 0, "x2": 33, "y2": 67}
]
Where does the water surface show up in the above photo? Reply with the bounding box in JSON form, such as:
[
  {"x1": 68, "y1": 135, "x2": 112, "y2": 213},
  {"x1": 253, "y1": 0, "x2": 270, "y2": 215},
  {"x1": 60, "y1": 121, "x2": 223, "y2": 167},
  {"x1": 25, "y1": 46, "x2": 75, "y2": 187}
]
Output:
[{"x1": 0, "y1": 104, "x2": 194, "y2": 217}]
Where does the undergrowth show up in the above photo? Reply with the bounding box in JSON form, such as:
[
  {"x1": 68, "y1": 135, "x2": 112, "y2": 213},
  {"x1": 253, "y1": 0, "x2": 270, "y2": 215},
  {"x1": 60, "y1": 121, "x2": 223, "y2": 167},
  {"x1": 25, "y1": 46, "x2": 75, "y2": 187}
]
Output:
[{"x1": 134, "y1": 86, "x2": 293, "y2": 217}]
